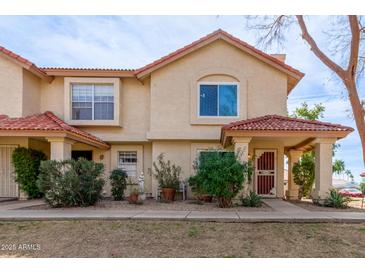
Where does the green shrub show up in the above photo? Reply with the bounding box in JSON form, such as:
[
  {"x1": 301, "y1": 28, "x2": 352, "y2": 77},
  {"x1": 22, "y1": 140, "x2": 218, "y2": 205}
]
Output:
[
  {"x1": 37, "y1": 158, "x2": 105, "y2": 207},
  {"x1": 153, "y1": 153, "x2": 181, "y2": 190},
  {"x1": 292, "y1": 153, "x2": 315, "y2": 198},
  {"x1": 109, "y1": 168, "x2": 128, "y2": 200},
  {"x1": 324, "y1": 189, "x2": 351, "y2": 208},
  {"x1": 241, "y1": 191, "x2": 262, "y2": 207},
  {"x1": 12, "y1": 147, "x2": 46, "y2": 198},
  {"x1": 190, "y1": 151, "x2": 247, "y2": 208}
]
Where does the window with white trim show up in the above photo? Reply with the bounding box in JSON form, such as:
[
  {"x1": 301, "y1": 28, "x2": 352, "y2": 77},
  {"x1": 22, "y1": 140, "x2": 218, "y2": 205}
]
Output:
[
  {"x1": 199, "y1": 83, "x2": 238, "y2": 117},
  {"x1": 71, "y1": 83, "x2": 114, "y2": 120},
  {"x1": 118, "y1": 151, "x2": 137, "y2": 177}
]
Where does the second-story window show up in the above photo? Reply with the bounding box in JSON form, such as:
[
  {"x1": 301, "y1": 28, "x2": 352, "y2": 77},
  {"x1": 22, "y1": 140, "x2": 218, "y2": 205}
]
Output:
[
  {"x1": 199, "y1": 83, "x2": 238, "y2": 117},
  {"x1": 71, "y1": 83, "x2": 114, "y2": 120}
]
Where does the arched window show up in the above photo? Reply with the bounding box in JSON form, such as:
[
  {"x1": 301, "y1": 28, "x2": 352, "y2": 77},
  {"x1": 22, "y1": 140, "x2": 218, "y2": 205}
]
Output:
[{"x1": 198, "y1": 82, "x2": 239, "y2": 117}]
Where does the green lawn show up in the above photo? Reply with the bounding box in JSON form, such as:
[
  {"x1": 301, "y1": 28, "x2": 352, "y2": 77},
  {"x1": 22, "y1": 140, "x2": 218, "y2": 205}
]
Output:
[{"x1": 0, "y1": 220, "x2": 364, "y2": 257}]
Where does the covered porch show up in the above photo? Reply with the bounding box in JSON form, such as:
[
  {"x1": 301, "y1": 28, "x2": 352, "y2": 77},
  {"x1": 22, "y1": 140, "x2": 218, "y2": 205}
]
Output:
[
  {"x1": 0, "y1": 111, "x2": 109, "y2": 198},
  {"x1": 221, "y1": 115, "x2": 354, "y2": 200}
]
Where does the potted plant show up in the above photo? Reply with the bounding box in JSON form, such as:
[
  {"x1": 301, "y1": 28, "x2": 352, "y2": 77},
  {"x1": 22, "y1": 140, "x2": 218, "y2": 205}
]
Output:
[
  {"x1": 153, "y1": 153, "x2": 181, "y2": 202},
  {"x1": 128, "y1": 188, "x2": 139, "y2": 204}
]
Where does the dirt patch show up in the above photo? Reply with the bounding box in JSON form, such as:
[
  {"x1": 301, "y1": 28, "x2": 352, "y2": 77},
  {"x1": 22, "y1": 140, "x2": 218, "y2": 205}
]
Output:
[
  {"x1": 290, "y1": 199, "x2": 365, "y2": 212},
  {"x1": 22, "y1": 198, "x2": 272, "y2": 212},
  {"x1": 0, "y1": 220, "x2": 364, "y2": 258}
]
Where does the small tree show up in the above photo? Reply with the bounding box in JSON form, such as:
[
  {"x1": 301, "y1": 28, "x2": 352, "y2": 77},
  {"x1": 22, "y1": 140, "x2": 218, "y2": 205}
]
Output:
[
  {"x1": 292, "y1": 153, "x2": 315, "y2": 199},
  {"x1": 12, "y1": 147, "x2": 46, "y2": 198},
  {"x1": 291, "y1": 102, "x2": 352, "y2": 178},
  {"x1": 360, "y1": 182, "x2": 365, "y2": 195},
  {"x1": 109, "y1": 168, "x2": 128, "y2": 201},
  {"x1": 190, "y1": 151, "x2": 247, "y2": 208},
  {"x1": 360, "y1": 182, "x2": 365, "y2": 209}
]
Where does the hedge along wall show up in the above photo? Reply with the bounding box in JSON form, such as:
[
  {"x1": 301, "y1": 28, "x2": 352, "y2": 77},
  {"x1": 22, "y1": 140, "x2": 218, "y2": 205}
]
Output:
[{"x1": 12, "y1": 147, "x2": 46, "y2": 198}]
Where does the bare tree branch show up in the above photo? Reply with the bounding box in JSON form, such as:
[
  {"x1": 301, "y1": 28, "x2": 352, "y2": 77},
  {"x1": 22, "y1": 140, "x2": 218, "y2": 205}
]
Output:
[
  {"x1": 246, "y1": 15, "x2": 365, "y2": 166},
  {"x1": 295, "y1": 15, "x2": 345, "y2": 77}
]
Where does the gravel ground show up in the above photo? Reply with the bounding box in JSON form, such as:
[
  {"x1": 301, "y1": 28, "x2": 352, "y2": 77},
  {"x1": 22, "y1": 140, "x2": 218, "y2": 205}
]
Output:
[
  {"x1": 0, "y1": 220, "x2": 364, "y2": 258},
  {"x1": 289, "y1": 199, "x2": 365, "y2": 212},
  {"x1": 22, "y1": 198, "x2": 272, "y2": 211}
]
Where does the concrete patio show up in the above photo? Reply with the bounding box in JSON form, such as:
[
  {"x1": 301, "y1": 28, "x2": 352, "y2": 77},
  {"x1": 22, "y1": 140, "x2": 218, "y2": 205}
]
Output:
[{"x1": 0, "y1": 198, "x2": 364, "y2": 222}]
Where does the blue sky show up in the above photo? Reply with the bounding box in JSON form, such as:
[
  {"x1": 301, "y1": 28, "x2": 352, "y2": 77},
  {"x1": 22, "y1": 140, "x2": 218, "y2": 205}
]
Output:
[{"x1": 0, "y1": 15, "x2": 363, "y2": 181}]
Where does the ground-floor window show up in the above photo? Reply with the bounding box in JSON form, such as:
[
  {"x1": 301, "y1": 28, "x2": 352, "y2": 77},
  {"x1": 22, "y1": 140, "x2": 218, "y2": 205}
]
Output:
[
  {"x1": 198, "y1": 150, "x2": 234, "y2": 165},
  {"x1": 118, "y1": 151, "x2": 137, "y2": 177}
]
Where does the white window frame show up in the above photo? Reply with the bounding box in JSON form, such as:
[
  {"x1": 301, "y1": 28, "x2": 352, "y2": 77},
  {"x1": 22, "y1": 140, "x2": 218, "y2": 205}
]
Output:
[
  {"x1": 64, "y1": 77, "x2": 121, "y2": 127},
  {"x1": 197, "y1": 82, "x2": 240, "y2": 118},
  {"x1": 118, "y1": 151, "x2": 138, "y2": 178},
  {"x1": 71, "y1": 83, "x2": 114, "y2": 121}
]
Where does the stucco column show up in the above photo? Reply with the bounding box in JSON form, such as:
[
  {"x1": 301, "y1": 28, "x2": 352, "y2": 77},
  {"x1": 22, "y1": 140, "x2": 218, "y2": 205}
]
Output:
[
  {"x1": 46, "y1": 137, "x2": 75, "y2": 160},
  {"x1": 232, "y1": 137, "x2": 252, "y2": 196},
  {"x1": 287, "y1": 149, "x2": 303, "y2": 200},
  {"x1": 232, "y1": 137, "x2": 252, "y2": 163},
  {"x1": 313, "y1": 138, "x2": 336, "y2": 199}
]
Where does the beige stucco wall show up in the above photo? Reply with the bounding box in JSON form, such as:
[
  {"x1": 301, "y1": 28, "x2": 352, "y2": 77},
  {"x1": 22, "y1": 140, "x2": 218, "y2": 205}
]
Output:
[
  {"x1": 39, "y1": 76, "x2": 150, "y2": 143},
  {"x1": 108, "y1": 143, "x2": 153, "y2": 196},
  {"x1": 22, "y1": 69, "x2": 41, "y2": 116},
  {"x1": 151, "y1": 141, "x2": 222, "y2": 198},
  {"x1": 149, "y1": 40, "x2": 288, "y2": 141},
  {"x1": 40, "y1": 77, "x2": 64, "y2": 118},
  {"x1": 84, "y1": 78, "x2": 150, "y2": 142},
  {"x1": 0, "y1": 137, "x2": 29, "y2": 147},
  {"x1": 0, "y1": 56, "x2": 23, "y2": 117},
  {"x1": 28, "y1": 138, "x2": 50, "y2": 159}
]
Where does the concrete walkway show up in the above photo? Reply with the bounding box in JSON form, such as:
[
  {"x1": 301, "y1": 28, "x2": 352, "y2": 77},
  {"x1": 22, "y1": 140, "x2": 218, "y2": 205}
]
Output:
[
  {"x1": 0, "y1": 199, "x2": 364, "y2": 222},
  {"x1": 0, "y1": 199, "x2": 45, "y2": 211},
  {"x1": 0, "y1": 198, "x2": 364, "y2": 222},
  {"x1": 262, "y1": 198, "x2": 310, "y2": 213}
]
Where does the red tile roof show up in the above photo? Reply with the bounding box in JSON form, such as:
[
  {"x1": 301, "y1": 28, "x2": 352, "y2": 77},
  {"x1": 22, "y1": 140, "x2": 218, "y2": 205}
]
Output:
[
  {"x1": 0, "y1": 111, "x2": 108, "y2": 148},
  {"x1": 41, "y1": 67, "x2": 135, "y2": 72},
  {"x1": 0, "y1": 46, "x2": 50, "y2": 79},
  {"x1": 134, "y1": 29, "x2": 304, "y2": 79},
  {"x1": 360, "y1": 172, "x2": 365, "y2": 177},
  {"x1": 222, "y1": 115, "x2": 354, "y2": 132},
  {"x1": 0, "y1": 29, "x2": 304, "y2": 89}
]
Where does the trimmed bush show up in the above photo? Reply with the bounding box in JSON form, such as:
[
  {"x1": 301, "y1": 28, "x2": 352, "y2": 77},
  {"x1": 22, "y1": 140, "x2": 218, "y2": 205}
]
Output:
[
  {"x1": 292, "y1": 153, "x2": 315, "y2": 199},
  {"x1": 12, "y1": 147, "x2": 46, "y2": 198},
  {"x1": 109, "y1": 168, "x2": 128, "y2": 200},
  {"x1": 241, "y1": 191, "x2": 262, "y2": 207},
  {"x1": 189, "y1": 151, "x2": 247, "y2": 208},
  {"x1": 37, "y1": 158, "x2": 105, "y2": 207}
]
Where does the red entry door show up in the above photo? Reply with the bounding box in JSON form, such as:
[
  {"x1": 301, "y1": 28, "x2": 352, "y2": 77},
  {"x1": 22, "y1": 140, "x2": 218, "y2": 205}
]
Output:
[{"x1": 255, "y1": 150, "x2": 276, "y2": 195}]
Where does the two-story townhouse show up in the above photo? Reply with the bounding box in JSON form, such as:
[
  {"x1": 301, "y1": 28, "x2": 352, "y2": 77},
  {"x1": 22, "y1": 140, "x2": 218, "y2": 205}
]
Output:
[{"x1": 0, "y1": 29, "x2": 353, "y2": 200}]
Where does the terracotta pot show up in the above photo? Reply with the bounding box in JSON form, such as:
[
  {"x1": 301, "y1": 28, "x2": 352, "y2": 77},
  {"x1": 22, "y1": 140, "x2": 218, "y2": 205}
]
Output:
[
  {"x1": 161, "y1": 188, "x2": 176, "y2": 202},
  {"x1": 128, "y1": 193, "x2": 139, "y2": 204}
]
